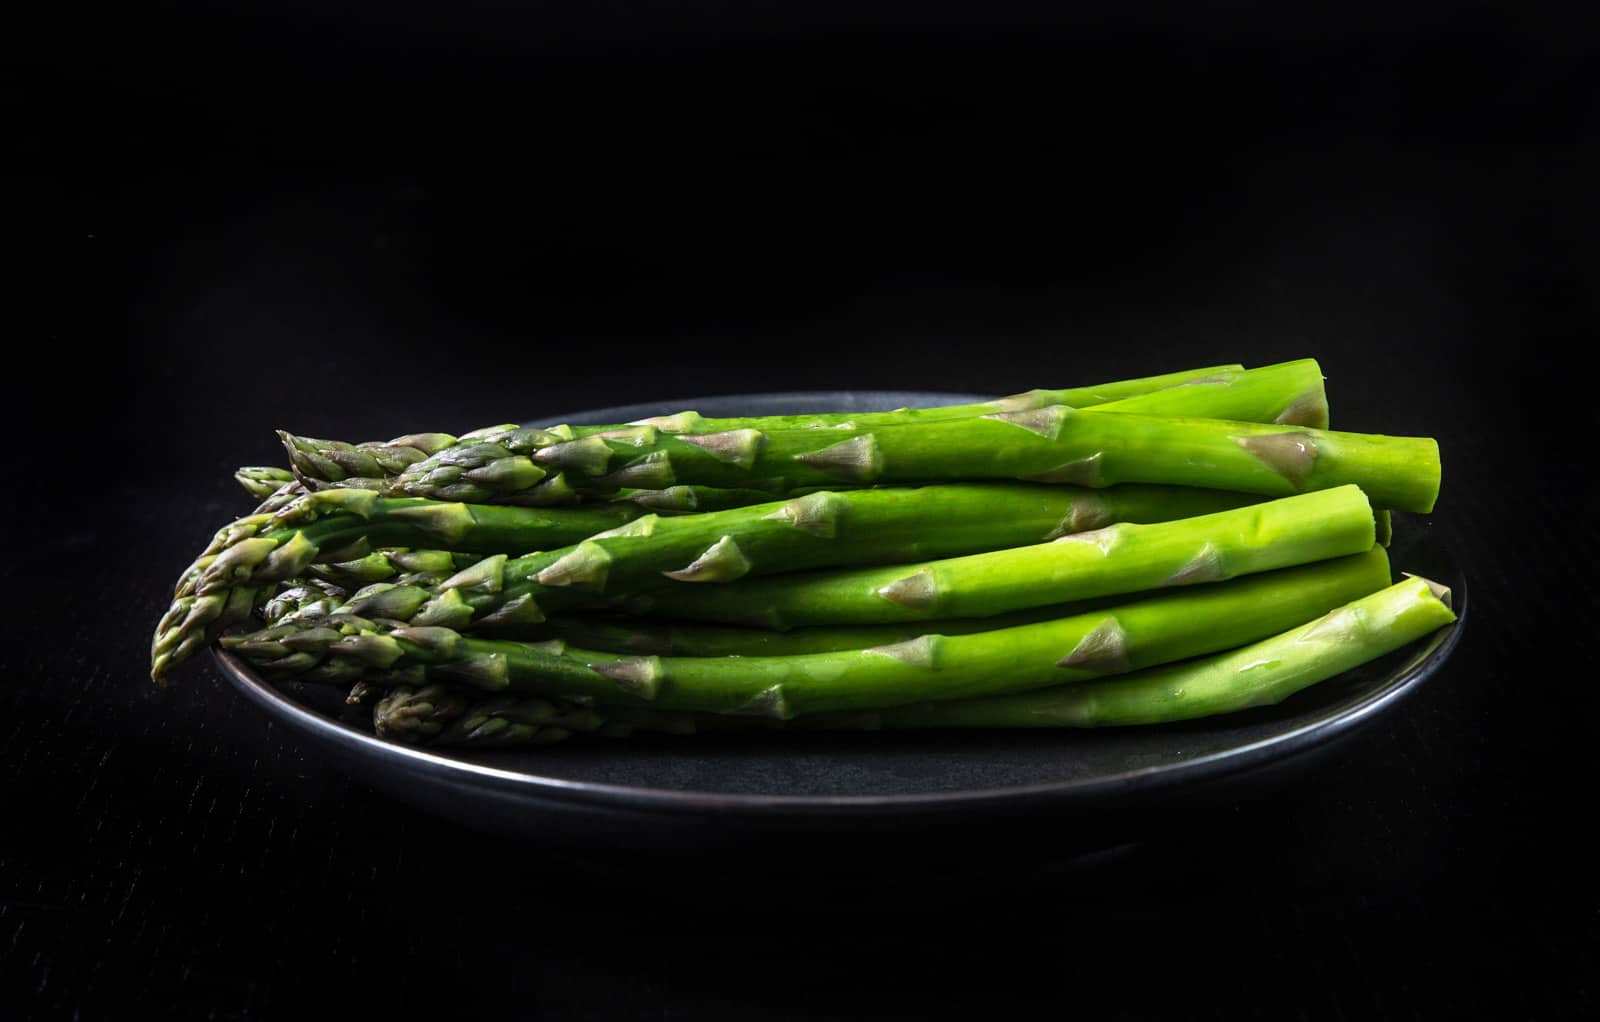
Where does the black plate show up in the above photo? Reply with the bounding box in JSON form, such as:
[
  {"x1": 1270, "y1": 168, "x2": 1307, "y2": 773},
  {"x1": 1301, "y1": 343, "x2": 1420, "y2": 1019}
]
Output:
[{"x1": 214, "y1": 391, "x2": 1464, "y2": 860}]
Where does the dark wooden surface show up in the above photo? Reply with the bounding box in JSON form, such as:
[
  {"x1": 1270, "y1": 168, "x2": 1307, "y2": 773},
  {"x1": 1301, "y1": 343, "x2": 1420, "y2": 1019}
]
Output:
[{"x1": 9, "y1": 3, "x2": 1598, "y2": 1017}]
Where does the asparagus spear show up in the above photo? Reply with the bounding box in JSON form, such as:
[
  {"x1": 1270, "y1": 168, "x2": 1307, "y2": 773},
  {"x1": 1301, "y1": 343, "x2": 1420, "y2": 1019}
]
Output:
[
  {"x1": 236, "y1": 466, "x2": 297, "y2": 499},
  {"x1": 385, "y1": 569, "x2": 1447, "y2": 745},
  {"x1": 150, "y1": 490, "x2": 645, "y2": 681},
  {"x1": 622, "y1": 486, "x2": 1378, "y2": 629},
  {"x1": 522, "y1": 607, "x2": 1118, "y2": 657},
  {"x1": 261, "y1": 579, "x2": 350, "y2": 628},
  {"x1": 324, "y1": 484, "x2": 1265, "y2": 639},
  {"x1": 343, "y1": 400, "x2": 1436, "y2": 512},
  {"x1": 862, "y1": 575, "x2": 1455, "y2": 728},
  {"x1": 282, "y1": 361, "x2": 1326, "y2": 501},
  {"x1": 156, "y1": 482, "x2": 1251, "y2": 681},
  {"x1": 608, "y1": 484, "x2": 794, "y2": 512},
  {"x1": 307, "y1": 548, "x2": 486, "y2": 590},
  {"x1": 278, "y1": 362, "x2": 1258, "y2": 489},
  {"x1": 221, "y1": 548, "x2": 1391, "y2": 717}
]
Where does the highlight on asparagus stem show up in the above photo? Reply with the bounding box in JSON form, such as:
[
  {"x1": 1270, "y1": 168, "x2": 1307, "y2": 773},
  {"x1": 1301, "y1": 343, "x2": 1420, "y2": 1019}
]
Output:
[
  {"x1": 236, "y1": 466, "x2": 297, "y2": 499},
  {"x1": 150, "y1": 490, "x2": 646, "y2": 682}
]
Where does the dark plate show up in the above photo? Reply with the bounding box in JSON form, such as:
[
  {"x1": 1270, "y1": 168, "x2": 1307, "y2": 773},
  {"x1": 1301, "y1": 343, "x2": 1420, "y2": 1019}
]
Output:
[{"x1": 214, "y1": 391, "x2": 1464, "y2": 861}]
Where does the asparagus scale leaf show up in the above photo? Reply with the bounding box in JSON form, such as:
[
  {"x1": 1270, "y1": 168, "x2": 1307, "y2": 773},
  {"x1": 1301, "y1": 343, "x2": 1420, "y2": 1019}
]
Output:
[
  {"x1": 863, "y1": 575, "x2": 1456, "y2": 728},
  {"x1": 150, "y1": 490, "x2": 645, "y2": 681},
  {"x1": 281, "y1": 361, "x2": 1330, "y2": 499}
]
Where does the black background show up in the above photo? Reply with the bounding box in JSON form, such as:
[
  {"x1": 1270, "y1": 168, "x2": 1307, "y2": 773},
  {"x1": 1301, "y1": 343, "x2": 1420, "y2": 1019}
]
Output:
[{"x1": 7, "y1": 2, "x2": 1598, "y2": 1017}]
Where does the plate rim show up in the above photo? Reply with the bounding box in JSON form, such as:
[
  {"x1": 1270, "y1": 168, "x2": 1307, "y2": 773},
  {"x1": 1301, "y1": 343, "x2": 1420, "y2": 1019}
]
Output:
[{"x1": 211, "y1": 388, "x2": 1466, "y2": 815}]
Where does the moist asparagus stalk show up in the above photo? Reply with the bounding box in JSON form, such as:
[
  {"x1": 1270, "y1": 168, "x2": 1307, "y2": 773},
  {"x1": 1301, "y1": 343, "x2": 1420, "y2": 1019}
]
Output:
[
  {"x1": 278, "y1": 362, "x2": 1259, "y2": 489},
  {"x1": 859, "y1": 575, "x2": 1456, "y2": 728},
  {"x1": 622, "y1": 486, "x2": 1378, "y2": 629},
  {"x1": 221, "y1": 547, "x2": 1391, "y2": 717},
  {"x1": 150, "y1": 490, "x2": 645, "y2": 681},
  {"x1": 354, "y1": 401, "x2": 1436, "y2": 512}
]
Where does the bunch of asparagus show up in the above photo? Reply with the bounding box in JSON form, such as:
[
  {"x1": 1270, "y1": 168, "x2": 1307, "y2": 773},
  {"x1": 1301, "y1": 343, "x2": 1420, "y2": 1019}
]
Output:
[{"x1": 152, "y1": 360, "x2": 1454, "y2": 749}]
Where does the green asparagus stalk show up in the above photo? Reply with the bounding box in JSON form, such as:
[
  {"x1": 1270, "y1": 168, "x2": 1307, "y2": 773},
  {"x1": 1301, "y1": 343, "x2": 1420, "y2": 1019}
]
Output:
[
  {"x1": 281, "y1": 361, "x2": 1327, "y2": 502},
  {"x1": 384, "y1": 568, "x2": 1446, "y2": 745},
  {"x1": 1065, "y1": 359, "x2": 1327, "y2": 427},
  {"x1": 221, "y1": 548, "x2": 1391, "y2": 717},
  {"x1": 861, "y1": 575, "x2": 1455, "y2": 728},
  {"x1": 523, "y1": 607, "x2": 1119, "y2": 657},
  {"x1": 299, "y1": 484, "x2": 1264, "y2": 640},
  {"x1": 623, "y1": 486, "x2": 1378, "y2": 629},
  {"x1": 366, "y1": 401, "x2": 1435, "y2": 512},
  {"x1": 150, "y1": 489, "x2": 645, "y2": 681},
  {"x1": 277, "y1": 362, "x2": 1257, "y2": 489}
]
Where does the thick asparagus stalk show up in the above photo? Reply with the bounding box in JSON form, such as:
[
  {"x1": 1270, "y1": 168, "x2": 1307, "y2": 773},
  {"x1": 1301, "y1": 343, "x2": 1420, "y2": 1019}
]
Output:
[
  {"x1": 278, "y1": 362, "x2": 1258, "y2": 489},
  {"x1": 150, "y1": 490, "x2": 644, "y2": 681},
  {"x1": 623, "y1": 486, "x2": 1378, "y2": 629},
  {"x1": 863, "y1": 575, "x2": 1455, "y2": 728},
  {"x1": 1063, "y1": 359, "x2": 1327, "y2": 427},
  {"x1": 371, "y1": 684, "x2": 696, "y2": 745},
  {"x1": 294, "y1": 484, "x2": 1263, "y2": 639},
  {"x1": 387, "y1": 568, "x2": 1446, "y2": 745},
  {"x1": 221, "y1": 548, "x2": 1391, "y2": 717},
  {"x1": 362, "y1": 401, "x2": 1436, "y2": 512}
]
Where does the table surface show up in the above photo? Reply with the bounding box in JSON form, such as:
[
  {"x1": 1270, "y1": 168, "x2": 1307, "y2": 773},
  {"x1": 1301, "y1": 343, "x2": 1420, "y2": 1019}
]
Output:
[{"x1": 10, "y1": 4, "x2": 1597, "y2": 1017}]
